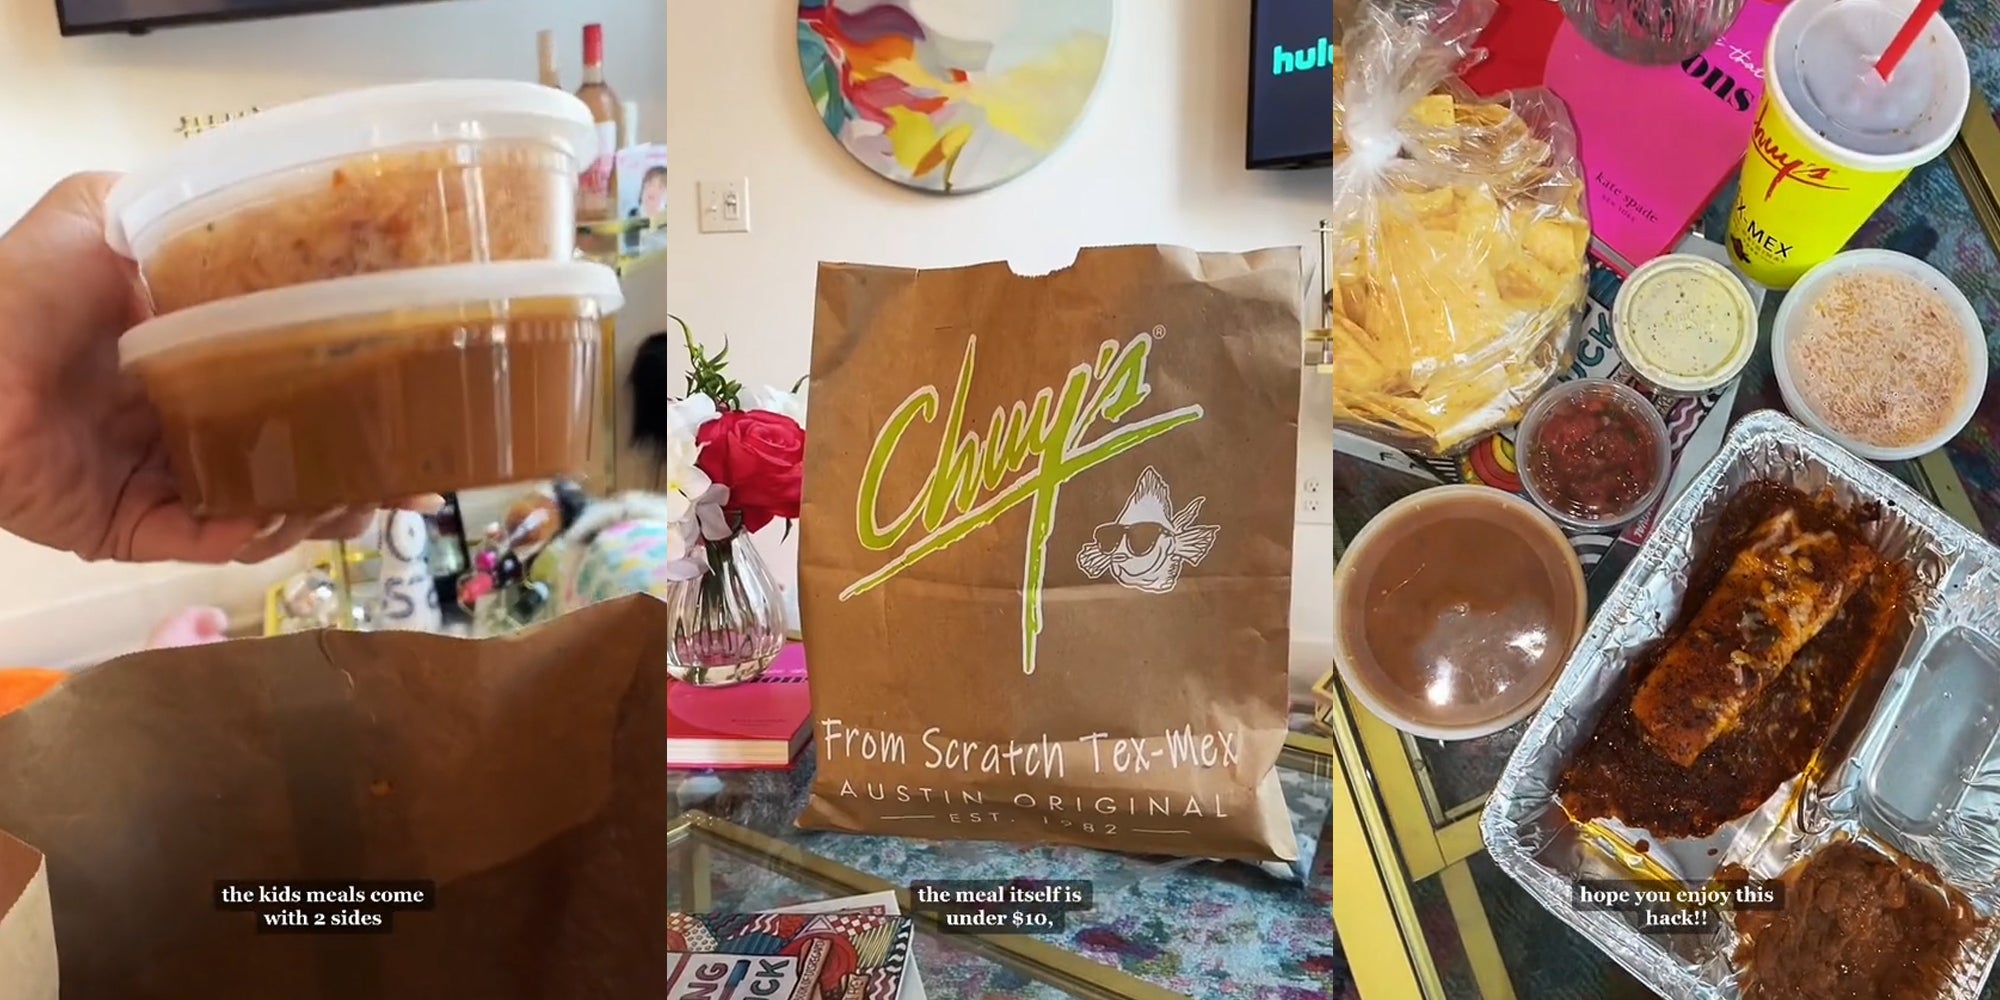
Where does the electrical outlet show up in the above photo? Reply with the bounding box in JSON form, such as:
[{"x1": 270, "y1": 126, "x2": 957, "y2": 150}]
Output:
[
  {"x1": 697, "y1": 178, "x2": 751, "y2": 234},
  {"x1": 1297, "y1": 476, "x2": 1333, "y2": 525}
]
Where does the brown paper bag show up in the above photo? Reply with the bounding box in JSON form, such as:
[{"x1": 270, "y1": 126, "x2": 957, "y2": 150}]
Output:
[
  {"x1": 0, "y1": 831, "x2": 56, "y2": 1000},
  {"x1": 798, "y1": 244, "x2": 1303, "y2": 862},
  {"x1": 0, "y1": 594, "x2": 666, "y2": 999}
]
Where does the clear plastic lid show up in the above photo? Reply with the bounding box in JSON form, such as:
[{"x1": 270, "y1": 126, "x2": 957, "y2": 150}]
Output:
[
  {"x1": 104, "y1": 80, "x2": 600, "y2": 257},
  {"x1": 117, "y1": 260, "x2": 625, "y2": 368},
  {"x1": 1771, "y1": 248, "x2": 1987, "y2": 461},
  {"x1": 1613, "y1": 254, "x2": 1758, "y2": 394},
  {"x1": 1776, "y1": 0, "x2": 1970, "y2": 165},
  {"x1": 1517, "y1": 378, "x2": 1674, "y2": 532}
]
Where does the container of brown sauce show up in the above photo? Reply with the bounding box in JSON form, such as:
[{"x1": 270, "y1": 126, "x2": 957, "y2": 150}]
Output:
[
  {"x1": 117, "y1": 260, "x2": 621, "y2": 516},
  {"x1": 1332, "y1": 485, "x2": 1588, "y2": 740}
]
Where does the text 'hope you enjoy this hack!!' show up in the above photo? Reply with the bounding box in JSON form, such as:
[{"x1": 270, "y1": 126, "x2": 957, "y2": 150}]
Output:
[{"x1": 797, "y1": 244, "x2": 1304, "y2": 862}]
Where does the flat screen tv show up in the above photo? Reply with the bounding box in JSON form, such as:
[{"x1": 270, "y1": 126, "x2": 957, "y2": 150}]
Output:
[
  {"x1": 57, "y1": 0, "x2": 442, "y2": 36},
  {"x1": 1247, "y1": 0, "x2": 1335, "y2": 169}
]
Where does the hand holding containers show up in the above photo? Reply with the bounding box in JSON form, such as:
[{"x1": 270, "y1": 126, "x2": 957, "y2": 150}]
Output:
[
  {"x1": 104, "y1": 81, "x2": 621, "y2": 516},
  {"x1": 118, "y1": 262, "x2": 621, "y2": 516}
]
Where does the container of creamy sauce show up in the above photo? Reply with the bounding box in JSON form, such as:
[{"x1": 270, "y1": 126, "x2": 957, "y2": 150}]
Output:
[{"x1": 1612, "y1": 254, "x2": 1759, "y2": 396}]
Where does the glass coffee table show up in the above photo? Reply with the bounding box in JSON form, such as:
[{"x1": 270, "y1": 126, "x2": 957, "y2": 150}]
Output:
[
  {"x1": 668, "y1": 716, "x2": 1341, "y2": 999},
  {"x1": 1327, "y1": 83, "x2": 2000, "y2": 999}
]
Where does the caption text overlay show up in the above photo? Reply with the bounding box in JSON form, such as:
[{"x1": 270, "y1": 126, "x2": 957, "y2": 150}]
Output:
[
  {"x1": 1572, "y1": 878, "x2": 1784, "y2": 934},
  {"x1": 215, "y1": 879, "x2": 436, "y2": 934},
  {"x1": 909, "y1": 879, "x2": 1094, "y2": 935}
]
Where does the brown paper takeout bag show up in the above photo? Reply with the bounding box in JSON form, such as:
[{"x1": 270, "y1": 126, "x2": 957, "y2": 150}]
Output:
[
  {"x1": 799, "y1": 244, "x2": 1304, "y2": 862},
  {"x1": 0, "y1": 829, "x2": 56, "y2": 1000},
  {"x1": 0, "y1": 594, "x2": 667, "y2": 999}
]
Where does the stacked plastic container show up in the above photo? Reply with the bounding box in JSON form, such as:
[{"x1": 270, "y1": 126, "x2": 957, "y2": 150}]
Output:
[{"x1": 106, "y1": 80, "x2": 622, "y2": 516}]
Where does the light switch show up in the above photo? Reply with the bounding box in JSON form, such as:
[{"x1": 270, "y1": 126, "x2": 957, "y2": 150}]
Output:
[{"x1": 697, "y1": 178, "x2": 751, "y2": 234}]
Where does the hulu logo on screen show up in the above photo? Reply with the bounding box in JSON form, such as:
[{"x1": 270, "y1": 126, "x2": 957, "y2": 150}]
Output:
[{"x1": 1272, "y1": 37, "x2": 1333, "y2": 76}]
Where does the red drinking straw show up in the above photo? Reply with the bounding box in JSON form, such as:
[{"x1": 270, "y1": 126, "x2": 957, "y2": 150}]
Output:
[{"x1": 1874, "y1": 0, "x2": 1945, "y2": 81}]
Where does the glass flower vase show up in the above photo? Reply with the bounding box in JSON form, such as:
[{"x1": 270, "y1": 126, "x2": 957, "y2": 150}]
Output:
[
  {"x1": 666, "y1": 530, "x2": 787, "y2": 686},
  {"x1": 1558, "y1": 0, "x2": 1745, "y2": 65}
]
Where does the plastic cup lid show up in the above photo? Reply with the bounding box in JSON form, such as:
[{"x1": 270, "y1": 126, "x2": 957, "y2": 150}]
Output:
[
  {"x1": 117, "y1": 260, "x2": 625, "y2": 369},
  {"x1": 105, "y1": 80, "x2": 600, "y2": 257},
  {"x1": 1768, "y1": 0, "x2": 1970, "y2": 169}
]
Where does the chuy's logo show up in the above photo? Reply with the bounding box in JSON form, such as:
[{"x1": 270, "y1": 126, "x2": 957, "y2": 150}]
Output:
[
  {"x1": 844, "y1": 328, "x2": 1202, "y2": 676},
  {"x1": 1272, "y1": 37, "x2": 1333, "y2": 76},
  {"x1": 1750, "y1": 103, "x2": 1846, "y2": 201}
]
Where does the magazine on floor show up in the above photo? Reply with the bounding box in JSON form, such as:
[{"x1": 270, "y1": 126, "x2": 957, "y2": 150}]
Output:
[{"x1": 666, "y1": 892, "x2": 927, "y2": 1000}]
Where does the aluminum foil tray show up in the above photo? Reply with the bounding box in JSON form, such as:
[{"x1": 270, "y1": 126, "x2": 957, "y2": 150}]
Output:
[{"x1": 1482, "y1": 409, "x2": 2000, "y2": 999}]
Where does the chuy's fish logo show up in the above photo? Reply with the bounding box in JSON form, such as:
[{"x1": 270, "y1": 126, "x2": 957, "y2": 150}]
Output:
[
  {"x1": 845, "y1": 327, "x2": 1203, "y2": 675},
  {"x1": 1076, "y1": 467, "x2": 1218, "y2": 594}
]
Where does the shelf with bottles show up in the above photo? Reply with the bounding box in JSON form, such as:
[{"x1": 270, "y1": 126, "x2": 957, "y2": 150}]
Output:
[
  {"x1": 538, "y1": 22, "x2": 664, "y2": 280},
  {"x1": 263, "y1": 482, "x2": 590, "y2": 639}
]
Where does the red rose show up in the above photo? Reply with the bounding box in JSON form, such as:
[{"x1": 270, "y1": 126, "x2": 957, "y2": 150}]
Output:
[{"x1": 695, "y1": 409, "x2": 805, "y2": 533}]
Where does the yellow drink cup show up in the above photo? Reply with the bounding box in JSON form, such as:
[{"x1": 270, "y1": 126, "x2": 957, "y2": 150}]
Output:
[{"x1": 1726, "y1": 0, "x2": 1970, "y2": 289}]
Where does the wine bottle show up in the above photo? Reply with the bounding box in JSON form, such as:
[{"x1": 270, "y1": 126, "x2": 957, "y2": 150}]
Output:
[{"x1": 575, "y1": 23, "x2": 622, "y2": 222}]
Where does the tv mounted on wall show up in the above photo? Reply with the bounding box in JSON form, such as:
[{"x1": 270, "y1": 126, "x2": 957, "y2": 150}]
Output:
[
  {"x1": 1247, "y1": 0, "x2": 1335, "y2": 170},
  {"x1": 57, "y1": 0, "x2": 444, "y2": 36}
]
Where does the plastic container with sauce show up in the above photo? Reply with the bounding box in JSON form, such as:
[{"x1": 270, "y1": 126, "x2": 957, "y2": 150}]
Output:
[
  {"x1": 104, "y1": 80, "x2": 600, "y2": 315},
  {"x1": 1332, "y1": 486, "x2": 1588, "y2": 741},
  {"x1": 1517, "y1": 378, "x2": 1673, "y2": 532},
  {"x1": 117, "y1": 261, "x2": 623, "y2": 517},
  {"x1": 1612, "y1": 254, "x2": 1758, "y2": 396}
]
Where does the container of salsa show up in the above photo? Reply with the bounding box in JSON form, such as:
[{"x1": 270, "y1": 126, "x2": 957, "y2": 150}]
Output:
[
  {"x1": 1612, "y1": 253, "x2": 1758, "y2": 396},
  {"x1": 1517, "y1": 379, "x2": 1672, "y2": 531}
]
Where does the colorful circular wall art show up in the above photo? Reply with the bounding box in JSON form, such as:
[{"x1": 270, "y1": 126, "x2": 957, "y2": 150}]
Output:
[{"x1": 798, "y1": 0, "x2": 1114, "y2": 194}]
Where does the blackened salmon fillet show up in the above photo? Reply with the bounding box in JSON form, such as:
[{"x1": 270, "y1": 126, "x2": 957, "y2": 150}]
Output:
[{"x1": 1630, "y1": 508, "x2": 1878, "y2": 767}]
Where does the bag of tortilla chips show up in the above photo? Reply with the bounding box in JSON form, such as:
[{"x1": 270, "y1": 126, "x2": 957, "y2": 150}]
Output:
[{"x1": 1331, "y1": 0, "x2": 1591, "y2": 455}]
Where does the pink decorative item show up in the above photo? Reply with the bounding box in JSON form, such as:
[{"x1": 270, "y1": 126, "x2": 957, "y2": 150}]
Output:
[
  {"x1": 1541, "y1": 0, "x2": 1785, "y2": 270},
  {"x1": 1460, "y1": 0, "x2": 1785, "y2": 273},
  {"x1": 147, "y1": 606, "x2": 230, "y2": 649}
]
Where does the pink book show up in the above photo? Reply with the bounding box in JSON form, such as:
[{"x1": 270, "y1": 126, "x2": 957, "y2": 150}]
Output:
[
  {"x1": 1464, "y1": 0, "x2": 1787, "y2": 273},
  {"x1": 667, "y1": 644, "x2": 812, "y2": 771}
]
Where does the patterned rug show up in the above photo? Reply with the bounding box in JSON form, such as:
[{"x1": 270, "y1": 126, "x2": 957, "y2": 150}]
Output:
[{"x1": 681, "y1": 754, "x2": 1343, "y2": 999}]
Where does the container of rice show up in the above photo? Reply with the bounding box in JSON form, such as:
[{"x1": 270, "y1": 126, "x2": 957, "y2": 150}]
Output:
[{"x1": 103, "y1": 80, "x2": 600, "y2": 315}]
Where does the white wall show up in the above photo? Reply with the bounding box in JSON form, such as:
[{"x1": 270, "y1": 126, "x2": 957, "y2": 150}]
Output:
[
  {"x1": 665, "y1": 0, "x2": 1337, "y2": 663},
  {"x1": 0, "y1": 0, "x2": 666, "y2": 665}
]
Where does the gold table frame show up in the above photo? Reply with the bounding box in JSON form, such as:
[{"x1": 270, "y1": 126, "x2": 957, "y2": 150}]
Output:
[
  {"x1": 1328, "y1": 103, "x2": 2000, "y2": 1000},
  {"x1": 669, "y1": 734, "x2": 1335, "y2": 1000}
]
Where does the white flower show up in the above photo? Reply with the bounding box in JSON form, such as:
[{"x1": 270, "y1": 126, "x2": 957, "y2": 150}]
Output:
[
  {"x1": 740, "y1": 383, "x2": 808, "y2": 429},
  {"x1": 665, "y1": 426, "x2": 711, "y2": 524},
  {"x1": 670, "y1": 393, "x2": 720, "y2": 435},
  {"x1": 664, "y1": 516, "x2": 707, "y2": 582},
  {"x1": 690, "y1": 483, "x2": 734, "y2": 541}
]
